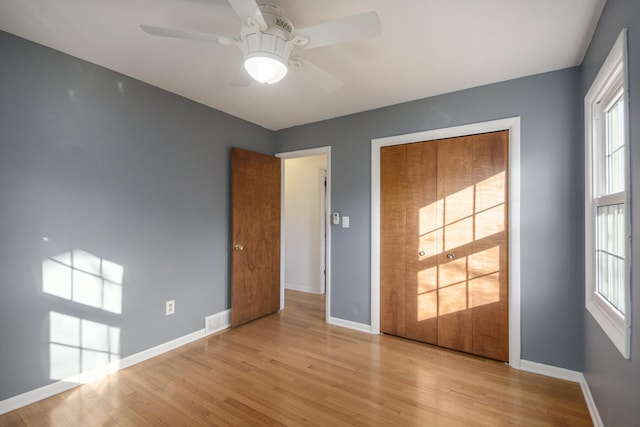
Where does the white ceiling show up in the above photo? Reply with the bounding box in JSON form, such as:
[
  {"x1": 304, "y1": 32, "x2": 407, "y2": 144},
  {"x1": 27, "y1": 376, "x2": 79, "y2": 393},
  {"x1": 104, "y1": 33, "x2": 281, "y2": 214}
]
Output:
[{"x1": 0, "y1": 0, "x2": 605, "y2": 130}]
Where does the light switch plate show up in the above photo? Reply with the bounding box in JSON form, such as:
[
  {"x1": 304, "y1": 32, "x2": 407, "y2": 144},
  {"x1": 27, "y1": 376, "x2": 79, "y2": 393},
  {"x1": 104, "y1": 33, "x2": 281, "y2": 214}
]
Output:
[{"x1": 342, "y1": 216, "x2": 350, "y2": 228}]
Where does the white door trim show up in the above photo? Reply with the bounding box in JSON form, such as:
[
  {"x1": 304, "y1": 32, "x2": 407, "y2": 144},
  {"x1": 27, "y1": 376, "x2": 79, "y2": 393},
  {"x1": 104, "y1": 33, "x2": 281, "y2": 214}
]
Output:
[
  {"x1": 319, "y1": 168, "x2": 327, "y2": 295},
  {"x1": 276, "y1": 146, "x2": 332, "y2": 323},
  {"x1": 370, "y1": 117, "x2": 522, "y2": 368}
]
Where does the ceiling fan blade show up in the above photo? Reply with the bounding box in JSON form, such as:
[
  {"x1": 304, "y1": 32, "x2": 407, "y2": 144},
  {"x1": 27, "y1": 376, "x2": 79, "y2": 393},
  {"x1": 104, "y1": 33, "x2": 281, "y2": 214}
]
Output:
[
  {"x1": 294, "y1": 11, "x2": 381, "y2": 50},
  {"x1": 227, "y1": 0, "x2": 267, "y2": 30},
  {"x1": 290, "y1": 57, "x2": 344, "y2": 93},
  {"x1": 140, "y1": 25, "x2": 235, "y2": 45}
]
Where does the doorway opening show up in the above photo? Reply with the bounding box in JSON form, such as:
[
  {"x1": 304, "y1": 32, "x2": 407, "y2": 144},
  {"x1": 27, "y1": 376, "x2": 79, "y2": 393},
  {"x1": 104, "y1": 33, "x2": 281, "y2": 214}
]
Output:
[{"x1": 277, "y1": 147, "x2": 331, "y2": 322}]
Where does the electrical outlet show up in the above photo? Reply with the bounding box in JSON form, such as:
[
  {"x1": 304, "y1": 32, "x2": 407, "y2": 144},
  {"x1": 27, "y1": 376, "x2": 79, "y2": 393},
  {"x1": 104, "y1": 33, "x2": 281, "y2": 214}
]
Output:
[{"x1": 166, "y1": 300, "x2": 175, "y2": 315}]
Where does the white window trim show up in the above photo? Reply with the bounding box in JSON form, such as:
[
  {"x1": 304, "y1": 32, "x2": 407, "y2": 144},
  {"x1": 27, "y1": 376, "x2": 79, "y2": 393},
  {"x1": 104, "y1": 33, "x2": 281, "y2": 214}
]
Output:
[{"x1": 584, "y1": 28, "x2": 631, "y2": 359}]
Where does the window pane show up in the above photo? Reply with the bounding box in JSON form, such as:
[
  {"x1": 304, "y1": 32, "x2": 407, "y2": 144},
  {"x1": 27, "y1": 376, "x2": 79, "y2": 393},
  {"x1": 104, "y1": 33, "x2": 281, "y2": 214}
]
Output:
[
  {"x1": 605, "y1": 95, "x2": 625, "y2": 194},
  {"x1": 596, "y1": 204, "x2": 625, "y2": 313}
]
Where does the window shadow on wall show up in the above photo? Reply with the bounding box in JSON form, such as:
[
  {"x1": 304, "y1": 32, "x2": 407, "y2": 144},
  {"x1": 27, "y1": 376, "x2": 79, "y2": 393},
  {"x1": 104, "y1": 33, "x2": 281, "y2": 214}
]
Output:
[{"x1": 42, "y1": 249, "x2": 123, "y2": 382}]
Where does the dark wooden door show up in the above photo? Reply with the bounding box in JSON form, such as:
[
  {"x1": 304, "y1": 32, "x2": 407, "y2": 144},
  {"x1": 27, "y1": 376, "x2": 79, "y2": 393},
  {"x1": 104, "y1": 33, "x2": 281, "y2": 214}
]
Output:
[
  {"x1": 231, "y1": 147, "x2": 281, "y2": 327},
  {"x1": 380, "y1": 131, "x2": 509, "y2": 361}
]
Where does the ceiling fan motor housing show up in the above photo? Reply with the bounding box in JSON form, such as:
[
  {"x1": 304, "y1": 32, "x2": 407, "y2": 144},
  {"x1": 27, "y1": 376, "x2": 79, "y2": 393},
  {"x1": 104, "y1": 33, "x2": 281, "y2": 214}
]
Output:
[{"x1": 240, "y1": 3, "x2": 294, "y2": 65}]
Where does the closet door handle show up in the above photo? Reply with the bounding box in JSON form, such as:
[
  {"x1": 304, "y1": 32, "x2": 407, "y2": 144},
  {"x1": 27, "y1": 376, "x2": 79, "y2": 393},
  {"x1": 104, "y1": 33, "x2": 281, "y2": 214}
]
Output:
[
  {"x1": 447, "y1": 253, "x2": 455, "y2": 259},
  {"x1": 419, "y1": 251, "x2": 426, "y2": 256}
]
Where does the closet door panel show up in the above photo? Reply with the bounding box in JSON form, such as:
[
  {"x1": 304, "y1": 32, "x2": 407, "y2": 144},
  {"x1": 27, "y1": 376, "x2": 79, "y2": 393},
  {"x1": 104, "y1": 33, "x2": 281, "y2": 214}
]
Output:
[
  {"x1": 436, "y1": 137, "x2": 473, "y2": 354},
  {"x1": 406, "y1": 141, "x2": 438, "y2": 344},
  {"x1": 469, "y1": 131, "x2": 509, "y2": 361},
  {"x1": 380, "y1": 145, "x2": 407, "y2": 336}
]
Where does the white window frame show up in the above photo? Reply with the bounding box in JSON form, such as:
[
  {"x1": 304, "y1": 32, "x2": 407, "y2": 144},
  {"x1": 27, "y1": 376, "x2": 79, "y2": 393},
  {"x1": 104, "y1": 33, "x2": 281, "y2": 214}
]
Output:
[{"x1": 584, "y1": 29, "x2": 631, "y2": 359}]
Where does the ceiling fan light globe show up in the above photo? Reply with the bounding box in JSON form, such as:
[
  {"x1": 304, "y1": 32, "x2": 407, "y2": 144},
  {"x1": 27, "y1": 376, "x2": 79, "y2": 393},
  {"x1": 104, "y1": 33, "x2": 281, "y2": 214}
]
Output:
[{"x1": 244, "y1": 56, "x2": 288, "y2": 85}]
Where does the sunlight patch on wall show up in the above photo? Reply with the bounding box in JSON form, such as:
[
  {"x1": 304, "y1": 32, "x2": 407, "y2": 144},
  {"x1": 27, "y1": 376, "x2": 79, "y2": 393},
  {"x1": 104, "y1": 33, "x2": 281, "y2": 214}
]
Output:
[
  {"x1": 43, "y1": 249, "x2": 124, "y2": 382},
  {"x1": 49, "y1": 312, "x2": 120, "y2": 380},
  {"x1": 42, "y1": 250, "x2": 124, "y2": 314}
]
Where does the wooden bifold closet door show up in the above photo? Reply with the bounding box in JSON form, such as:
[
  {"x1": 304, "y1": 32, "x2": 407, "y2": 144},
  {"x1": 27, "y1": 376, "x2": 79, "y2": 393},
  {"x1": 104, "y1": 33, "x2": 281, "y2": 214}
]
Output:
[{"x1": 380, "y1": 131, "x2": 509, "y2": 362}]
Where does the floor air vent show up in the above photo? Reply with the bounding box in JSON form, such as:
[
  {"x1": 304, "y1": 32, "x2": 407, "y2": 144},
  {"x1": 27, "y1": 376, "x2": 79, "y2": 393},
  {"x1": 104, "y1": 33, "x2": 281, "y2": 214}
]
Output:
[{"x1": 205, "y1": 310, "x2": 231, "y2": 335}]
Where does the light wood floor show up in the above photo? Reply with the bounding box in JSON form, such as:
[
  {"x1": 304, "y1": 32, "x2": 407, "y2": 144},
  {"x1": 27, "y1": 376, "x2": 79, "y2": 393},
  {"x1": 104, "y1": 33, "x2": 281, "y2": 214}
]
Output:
[{"x1": 1, "y1": 290, "x2": 592, "y2": 426}]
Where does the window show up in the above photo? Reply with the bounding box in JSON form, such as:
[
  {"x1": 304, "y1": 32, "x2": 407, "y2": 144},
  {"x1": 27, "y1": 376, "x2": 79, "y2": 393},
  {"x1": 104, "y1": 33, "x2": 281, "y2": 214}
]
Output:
[{"x1": 584, "y1": 29, "x2": 631, "y2": 358}]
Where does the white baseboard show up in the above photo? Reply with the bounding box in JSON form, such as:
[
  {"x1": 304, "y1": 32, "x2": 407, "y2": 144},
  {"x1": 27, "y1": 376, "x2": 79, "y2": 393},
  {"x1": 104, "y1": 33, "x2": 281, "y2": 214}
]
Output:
[
  {"x1": 579, "y1": 375, "x2": 604, "y2": 427},
  {"x1": 0, "y1": 328, "x2": 207, "y2": 415},
  {"x1": 115, "y1": 329, "x2": 205, "y2": 371},
  {"x1": 327, "y1": 316, "x2": 373, "y2": 333},
  {"x1": 519, "y1": 360, "x2": 602, "y2": 427},
  {"x1": 0, "y1": 381, "x2": 79, "y2": 417},
  {"x1": 285, "y1": 283, "x2": 322, "y2": 294},
  {"x1": 518, "y1": 359, "x2": 583, "y2": 382}
]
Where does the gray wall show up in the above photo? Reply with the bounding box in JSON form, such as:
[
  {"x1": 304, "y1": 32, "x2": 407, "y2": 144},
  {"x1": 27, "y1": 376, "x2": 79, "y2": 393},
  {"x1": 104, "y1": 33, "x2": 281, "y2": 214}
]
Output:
[
  {"x1": 5, "y1": 2, "x2": 636, "y2": 417},
  {"x1": 0, "y1": 31, "x2": 274, "y2": 400},
  {"x1": 276, "y1": 68, "x2": 585, "y2": 371},
  {"x1": 581, "y1": 0, "x2": 640, "y2": 425}
]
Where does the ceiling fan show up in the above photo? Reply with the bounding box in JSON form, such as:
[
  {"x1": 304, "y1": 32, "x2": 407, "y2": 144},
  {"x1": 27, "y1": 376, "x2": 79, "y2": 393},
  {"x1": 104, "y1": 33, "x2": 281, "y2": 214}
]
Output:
[{"x1": 140, "y1": 0, "x2": 381, "y2": 92}]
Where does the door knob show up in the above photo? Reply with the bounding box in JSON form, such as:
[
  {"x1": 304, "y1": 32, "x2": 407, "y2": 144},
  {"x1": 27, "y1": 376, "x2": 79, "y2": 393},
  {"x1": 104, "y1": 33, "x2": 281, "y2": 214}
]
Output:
[
  {"x1": 234, "y1": 244, "x2": 244, "y2": 251},
  {"x1": 447, "y1": 253, "x2": 455, "y2": 259}
]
